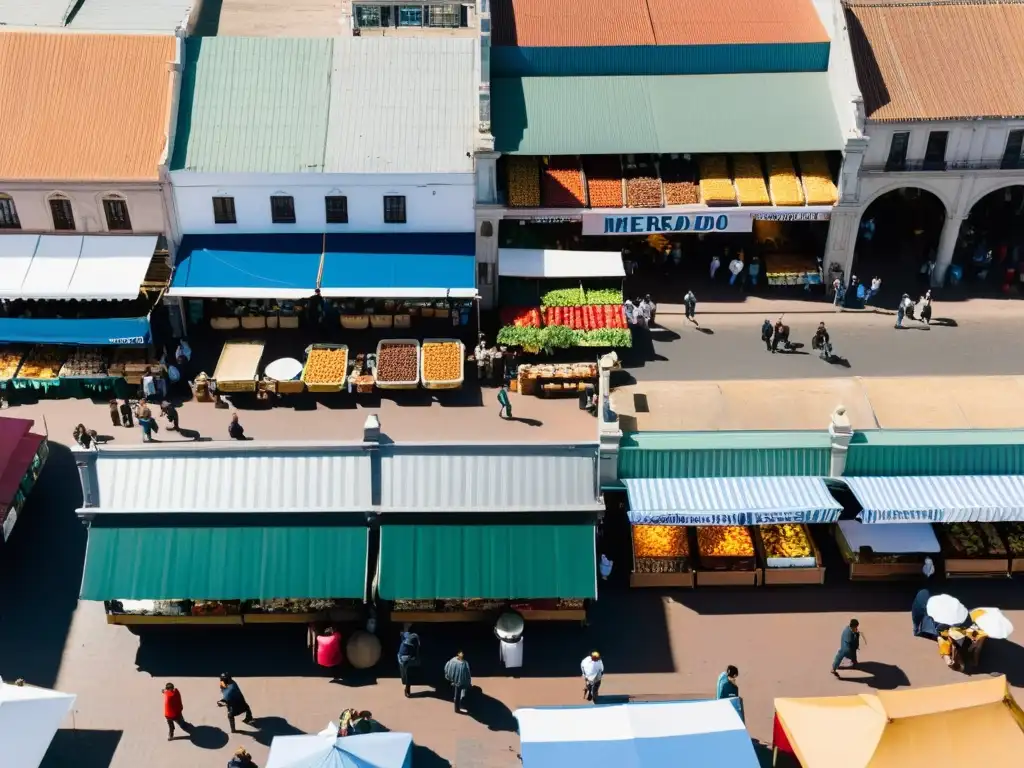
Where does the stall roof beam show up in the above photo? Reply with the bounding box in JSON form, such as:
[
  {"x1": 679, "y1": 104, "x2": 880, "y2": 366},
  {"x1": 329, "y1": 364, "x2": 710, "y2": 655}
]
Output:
[
  {"x1": 623, "y1": 476, "x2": 841, "y2": 525},
  {"x1": 843, "y1": 475, "x2": 1024, "y2": 523},
  {"x1": 498, "y1": 248, "x2": 625, "y2": 279}
]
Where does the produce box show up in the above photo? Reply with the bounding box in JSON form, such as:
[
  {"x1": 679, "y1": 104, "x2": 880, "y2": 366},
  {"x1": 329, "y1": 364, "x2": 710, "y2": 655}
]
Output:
[
  {"x1": 301, "y1": 344, "x2": 349, "y2": 393},
  {"x1": 0, "y1": 347, "x2": 27, "y2": 381},
  {"x1": 755, "y1": 524, "x2": 825, "y2": 586},
  {"x1": 370, "y1": 314, "x2": 393, "y2": 329},
  {"x1": 997, "y1": 523, "x2": 1024, "y2": 571},
  {"x1": 17, "y1": 347, "x2": 67, "y2": 380},
  {"x1": 59, "y1": 347, "x2": 108, "y2": 378},
  {"x1": 695, "y1": 526, "x2": 758, "y2": 574},
  {"x1": 506, "y1": 155, "x2": 541, "y2": 208},
  {"x1": 213, "y1": 340, "x2": 264, "y2": 393},
  {"x1": 374, "y1": 339, "x2": 420, "y2": 390},
  {"x1": 341, "y1": 315, "x2": 369, "y2": 330},
  {"x1": 421, "y1": 339, "x2": 464, "y2": 390},
  {"x1": 939, "y1": 523, "x2": 1009, "y2": 578},
  {"x1": 630, "y1": 524, "x2": 693, "y2": 588},
  {"x1": 240, "y1": 316, "x2": 266, "y2": 330}
]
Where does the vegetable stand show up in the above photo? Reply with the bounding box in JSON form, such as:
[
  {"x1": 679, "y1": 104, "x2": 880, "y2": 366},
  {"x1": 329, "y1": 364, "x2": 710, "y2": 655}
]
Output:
[
  {"x1": 754, "y1": 524, "x2": 825, "y2": 585},
  {"x1": 694, "y1": 526, "x2": 760, "y2": 586},
  {"x1": 517, "y1": 363, "x2": 597, "y2": 398},
  {"x1": 938, "y1": 523, "x2": 1010, "y2": 578},
  {"x1": 301, "y1": 344, "x2": 349, "y2": 393},
  {"x1": 835, "y1": 521, "x2": 938, "y2": 581},
  {"x1": 630, "y1": 524, "x2": 694, "y2": 588}
]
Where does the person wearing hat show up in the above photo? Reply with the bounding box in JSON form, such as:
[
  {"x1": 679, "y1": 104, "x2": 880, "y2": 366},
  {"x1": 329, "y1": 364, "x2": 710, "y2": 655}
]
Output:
[
  {"x1": 227, "y1": 747, "x2": 256, "y2": 768},
  {"x1": 217, "y1": 674, "x2": 254, "y2": 732},
  {"x1": 580, "y1": 651, "x2": 604, "y2": 702}
]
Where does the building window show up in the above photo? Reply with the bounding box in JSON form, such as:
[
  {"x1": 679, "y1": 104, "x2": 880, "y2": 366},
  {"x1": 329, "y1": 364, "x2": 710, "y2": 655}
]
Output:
[
  {"x1": 49, "y1": 196, "x2": 75, "y2": 231},
  {"x1": 212, "y1": 196, "x2": 237, "y2": 224},
  {"x1": 427, "y1": 3, "x2": 461, "y2": 27},
  {"x1": 354, "y1": 5, "x2": 382, "y2": 26},
  {"x1": 325, "y1": 195, "x2": 349, "y2": 224},
  {"x1": 398, "y1": 5, "x2": 423, "y2": 25},
  {"x1": 1003, "y1": 130, "x2": 1024, "y2": 170},
  {"x1": 271, "y1": 195, "x2": 296, "y2": 224},
  {"x1": 885, "y1": 132, "x2": 909, "y2": 171},
  {"x1": 0, "y1": 195, "x2": 20, "y2": 229},
  {"x1": 923, "y1": 131, "x2": 948, "y2": 170},
  {"x1": 477, "y1": 261, "x2": 493, "y2": 286},
  {"x1": 384, "y1": 195, "x2": 407, "y2": 224},
  {"x1": 103, "y1": 197, "x2": 132, "y2": 231}
]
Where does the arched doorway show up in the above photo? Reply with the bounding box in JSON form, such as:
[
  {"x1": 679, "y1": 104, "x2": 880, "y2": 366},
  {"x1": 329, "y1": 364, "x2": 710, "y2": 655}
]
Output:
[
  {"x1": 852, "y1": 187, "x2": 947, "y2": 290},
  {"x1": 952, "y1": 185, "x2": 1024, "y2": 292}
]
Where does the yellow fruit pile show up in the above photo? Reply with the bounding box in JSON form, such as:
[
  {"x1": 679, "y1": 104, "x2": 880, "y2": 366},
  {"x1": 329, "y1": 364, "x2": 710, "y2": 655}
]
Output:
[
  {"x1": 1002, "y1": 523, "x2": 1024, "y2": 555},
  {"x1": 19, "y1": 348, "x2": 65, "y2": 380},
  {"x1": 0, "y1": 348, "x2": 24, "y2": 380},
  {"x1": 422, "y1": 342, "x2": 462, "y2": 383},
  {"x1": 632, "y1": 525, "x2": 689, "y2": 558},
  {"x1": 698, "y1": 155, "x2": 736, "y2": 205},
  {"x1": 733, "y1": 154, "x2": 770, "y2": 206},
  {"x1": 303, "y1": 347, "x2": 348, "y2": 384},
  {"x1": 697, "y1": 526, "x2": 754, "y2": 557},
  {"x1": 760, "y1": 524, "x2": 813, "y2": 558},
  {"x1": 766, "y1": 153, "x2": 804, "y2": 206},
  {"x1": 506, "y1": 156, "x2": 541, "y2": 208},
  {"x1": 797, "y1": 152, "x2": 838, "y2": 205}
]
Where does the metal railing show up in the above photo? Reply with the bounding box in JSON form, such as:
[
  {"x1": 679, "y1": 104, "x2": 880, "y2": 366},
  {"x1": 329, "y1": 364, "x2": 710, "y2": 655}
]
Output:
[{"x1": 862, "y1": 157, "x2": 1024, "y2": 172}]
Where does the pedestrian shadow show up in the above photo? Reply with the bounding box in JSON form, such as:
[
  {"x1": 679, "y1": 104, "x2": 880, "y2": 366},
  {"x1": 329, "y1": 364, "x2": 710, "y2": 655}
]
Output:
[
  {"x1": 177, "y1": 427, "x2": 203, "y2": 440},
  {"x1": 977, "y1": 638, "x2": 1024, "y2": 685},
  {"x1": 330, "y1": 668, "x2": 380, "y2": 687},
  {"x1": 931, "y1": 317, "x2": 958, "y2": 327},
  {"x1": 697, "y1": 326, "x2": 714, "y2": 335},
  {"x1": 834, "y1": 661, "x2": 910, "y2": 690},
  {"x1": 827, "y1": 355, "x2": 852, "y2": 368},
  {"x1": 466, "y1": 686, "x2": 518, "y2": 732},
  {"x1": 506, "y1": 416, "x2": 542, "y2": 427},
  {"x1": 412, "y1": 744, "x2": 453, "y2": 767},
  {"x1": 249, "y1": 716, "x2": 305, "y2": 747},
  {"x1": 187, "y1": 724, "x2": 229, "y2": 749},
  {"x1": 42, "y1": 729, "x2": 122, "y2": 768}
]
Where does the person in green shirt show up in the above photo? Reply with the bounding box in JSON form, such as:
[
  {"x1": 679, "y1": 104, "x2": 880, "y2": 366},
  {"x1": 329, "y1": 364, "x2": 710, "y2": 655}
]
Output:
[
  {"x1": 716, "y1": 665, "x2": 743, "y2": 721},
  {"x1": 497, "y1": 385, "x2": 512, "y2": 419}
]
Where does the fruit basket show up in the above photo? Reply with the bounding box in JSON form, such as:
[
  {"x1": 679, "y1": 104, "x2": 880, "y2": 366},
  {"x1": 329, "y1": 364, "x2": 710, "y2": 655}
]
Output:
[
  {"x1": 997, "y1": 522, "x2": 1024, "y2": 571},
  {"x1": 59, "y1": 347, "x2": 109, "y2": 378},
  {"x1": 0, "y1": 347, "x2": 26, "y2": 382},
  {"x1": 541, "y1": 156, "x2": 586, "y2": 208},
  {"x1": 301, "y1": 344, "x2": 349, "y2": 393},
  {"x1": 630, "y1": 524, "x2": 694, "y2": 588},
  {"x1": 939, "y1": 522, "x2": 1009, "y2": 578},
  {"x1": 694, "y1": 526, "x2": 759, "y2": 586},
  {"x1": 796, "y1": 152, "x2": 838, "y2": 205},
  {"x1": 583, "y1": 155, "x2": 625, "y2": 208},
  {"x1": 660, "y1": 154, "x2": 699, "y2": 206},
  {"x1": 420, "y1": 339, "x2": 464, "y2": 390},
  {"x1": 16, "y1": 347, "x2": 67, "y2": 381},
  {"x1": 755, "y1": 524, "x2": 825, "y2": 585},
  {"x1": 506, "y1": 156, "x2": 541, "y2": 208},
  {"x1": 766, "y1": 153, "x2": 804, "y2": 206},
  {"x1": 623, "y1": 155, "x2": 663, "y2": 208},
  {"x1": 374, "y1": 339, "x2": 420, "y2": 390},
  {"x1": 732, "y1": 154, "x2": 771, "y2": 206},
  {"x1": 698, "y1": 155, "x2": 736, "y2": 206}
]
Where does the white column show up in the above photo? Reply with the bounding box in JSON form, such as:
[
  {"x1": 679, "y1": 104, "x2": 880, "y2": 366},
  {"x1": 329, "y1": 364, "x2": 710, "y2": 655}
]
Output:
[
  {"x1": 932, "y1": 214, "x2": 964, "y2": 287},
  {"x1": 475, "y1": 152, "x2": 498, "y2": 205},
  {"x1": 597, "y1": 354, "x2": 622, "y2": 488},
  {"x1": 475, "y1": 214, "x2": 500, "y2": 309},
  {"x1": 828, "y1": 406, "x2": 853, "y2": 478},
  {"x1": 823, "y1": 208, "x2": 859, "y2": 285}
]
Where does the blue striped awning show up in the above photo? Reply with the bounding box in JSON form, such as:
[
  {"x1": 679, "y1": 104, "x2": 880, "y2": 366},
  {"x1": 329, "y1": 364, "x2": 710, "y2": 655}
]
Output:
[
  {"x1": 622, "y1": 477, "x2": 842, "y2": 526},
  {"x1": 844, "y1": 475, "x2": 1024, "y2": 523}
]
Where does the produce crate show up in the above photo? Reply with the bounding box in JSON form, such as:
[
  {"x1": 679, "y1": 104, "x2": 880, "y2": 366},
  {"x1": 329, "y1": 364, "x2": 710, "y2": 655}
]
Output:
[
  {"x1": 374, "y1": 339, "x2": 420, "y2": 390},
  {"x1": 938, "y1": 523, "x2": 1010, "y2": 579},
  {"x1": 268, "y1": 379, "x2": 305, "y2": 395},
  {"x1": 696, "y1": 569, "x2": 760, "y2": 587},
  {"x1": 420, "y1": 338, "x2": 464, "y2": 390},
  {"x1": 630, "y1": 524, "x2": 694, "y2": 588},
  {"x1": 240, "y1": 316, "x2": 266, "y2": 330},
  {"x1": 694, "y1": 526, "x2": 758, "y2": 586},
  {"x1": 266, "y1": 315, "x2": 279, "y2": 329},
  {"x1": 370, "y1": 314, "x2": 393, "y2": 329},
  {"x1": 998, "y1": 523, "x2": 1024, "y2": 571},
  {"x1": 834, "y1": 526, "x2": 929, "y2": 581},
  {"x1": 279, "y1": 316, "x2": 300, "y2": 329},
  {"x1": 341, "y1": 315, "x2": 369, "y2": 330},
  {"x1": 0, "y1": 347, "x2": 27, "y2": 382},
  {"x1": 754, "y1": 524, "x2": 825, "y2": 586},
  {"x1": 301, "y1": 344, "x2": 349, "y2": 393},
  {"x1": 210, "y1": 317, "x2": 240, "y2": 330},
  {"x1": 394, "y1": 314, "x2": 412, "y2": 329},
  {"x1": 213, "y1": 340, "x2": 264, "y2": 393}
]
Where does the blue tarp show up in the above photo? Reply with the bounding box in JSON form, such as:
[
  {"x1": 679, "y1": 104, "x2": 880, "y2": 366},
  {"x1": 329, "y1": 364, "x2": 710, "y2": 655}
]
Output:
[
  {"x1": 623, "y1": 476, "x2": 842, "y2": 525},
  {"x1": 844, "y1": 475, "x2": 1024, "y2": 523},
  {"x1": 320, "y1": 233, "x2": 476, "y2": 298},
  {"x1": 0, "y1": 316, "x2": 150, "y2": 346},
  {"x1": 168, "y1": 235, "x2": 323, "y2": 299},
  {"x1": 515, "y1": 699, "x2": 758, "y2": 768}
]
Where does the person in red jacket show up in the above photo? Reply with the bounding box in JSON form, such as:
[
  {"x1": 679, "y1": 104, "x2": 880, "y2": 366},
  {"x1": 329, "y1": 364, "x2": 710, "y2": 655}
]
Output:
[{"x1": 163, "y1": 682, "x2": 191, "y2": 740}]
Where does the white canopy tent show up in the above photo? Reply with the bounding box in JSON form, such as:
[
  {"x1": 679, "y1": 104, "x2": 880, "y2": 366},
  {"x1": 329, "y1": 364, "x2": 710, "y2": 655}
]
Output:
[
  {"x1": 498, "y1": 248, "x2": 625, "y2": 279},
  {"x1": 0, "y1": 678, "x2": 76, "y2": 768}
]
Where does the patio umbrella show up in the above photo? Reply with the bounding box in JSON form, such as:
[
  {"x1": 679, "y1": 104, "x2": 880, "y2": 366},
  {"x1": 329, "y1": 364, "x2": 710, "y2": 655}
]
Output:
[
  {"x1": 926, "y1": 594, "x2": 969, "y2": 626},
  {"x1": 972, "y1": 608, "x2": 1014, "y2": 640},
  {"x1": 266, "y1": 730, "x2": 412, "y2": 768}
]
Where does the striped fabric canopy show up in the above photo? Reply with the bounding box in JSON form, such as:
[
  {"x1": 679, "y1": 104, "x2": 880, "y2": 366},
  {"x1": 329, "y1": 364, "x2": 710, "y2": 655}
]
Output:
[
  {"x1": 622, "y1": 476, "x2": 842, "y2": 526},
  {"x1": 844, "y1": 475, "x2": 1024, "y2": 523}
]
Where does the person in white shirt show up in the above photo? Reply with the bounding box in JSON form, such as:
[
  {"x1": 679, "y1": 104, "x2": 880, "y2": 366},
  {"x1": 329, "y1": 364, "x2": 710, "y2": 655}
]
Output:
[{"x1": 580, "y1": 651, "x2": 604, "y2": 702}]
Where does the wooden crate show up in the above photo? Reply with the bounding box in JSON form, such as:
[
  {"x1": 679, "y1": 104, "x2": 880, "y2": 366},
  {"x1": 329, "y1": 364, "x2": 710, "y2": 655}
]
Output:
[
  {"x1": 847, "y1": 561, "x2": 926, "y2": 581},
  {"x1": 944, "y1": 557, "x2": 1010, "y2": 579},
  {"x1": 630, "y1": 571, "x2": 695, "y2": 588},
  {"x1": 695, "y1": 569, "x2": 759, "y2": 587},
  {"x1": 754, "y1": 525, "x2": 826, "y2": 586}
]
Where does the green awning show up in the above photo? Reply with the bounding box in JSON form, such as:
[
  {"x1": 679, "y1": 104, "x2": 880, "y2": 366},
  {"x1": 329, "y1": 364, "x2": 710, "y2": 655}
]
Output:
[
  {"x1": 80, "y1": 525, "x2": 368, "y2": 600},
  {"x1": 379, "y1": 523, "x2": 597, "y2": 600}
]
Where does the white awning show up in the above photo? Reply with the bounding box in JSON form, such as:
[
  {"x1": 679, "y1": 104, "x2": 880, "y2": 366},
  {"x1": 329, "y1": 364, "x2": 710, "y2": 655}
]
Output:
[
  {"x1": 0, "y1": 235, "x2": 41, "y2": 297},
  {"x1": 66, "y1": 236, "x2": 158, "y2": 301},
  {"x1": 19, "y1": 236, "x2": 83, "y2": 299},
  {"x1": 0, "y1": 679, "x2": 76, "y2": 768},
  {"x1": 498, "y1": 248, "x2": 625, "y2": 279},
  {"x1": 837, "y1": 520, "x2": 940, "y2": 554}
]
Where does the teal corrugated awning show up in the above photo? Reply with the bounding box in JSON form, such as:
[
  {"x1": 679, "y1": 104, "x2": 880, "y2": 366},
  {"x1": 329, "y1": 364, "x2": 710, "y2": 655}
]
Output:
[
  {"x1": 378, "y1": 523, "x2": 596, "y2": 600},
  {"x1": 80, "y1": 525, "x2": 368, "y2": 600}
]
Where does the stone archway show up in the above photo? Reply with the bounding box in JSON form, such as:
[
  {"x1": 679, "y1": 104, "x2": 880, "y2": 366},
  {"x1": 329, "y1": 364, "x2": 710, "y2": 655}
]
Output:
[{"x1": 953, "y1": 184, "x2": 1024, "y2": 290}]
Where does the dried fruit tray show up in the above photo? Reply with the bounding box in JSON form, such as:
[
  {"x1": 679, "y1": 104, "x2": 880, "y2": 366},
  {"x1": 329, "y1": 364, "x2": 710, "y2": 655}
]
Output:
[
  {"x1": 0, "y1": 346, "x2": 27, "y2": 381},
  {"x1": 374, "y1": 339, "x2": 420, "y2": 390},
  {"x1": 695, "y1": 526, "x2": 757, "y2": 571},
  {"x1": 420, "y1": 338, "x2": 464, "y2": 391},
  {"x1": 301, "y1": 344, "x2": 349, "y2": 393},
  {"x1": 213, "y1": 341, "x2": 264, "y2": 393}
]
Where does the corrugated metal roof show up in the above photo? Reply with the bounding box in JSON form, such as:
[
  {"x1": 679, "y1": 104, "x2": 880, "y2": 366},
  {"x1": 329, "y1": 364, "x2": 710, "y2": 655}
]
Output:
[
  {"x1": 67, "y1": 0, "x2": 194, "y2": 32},
  {"x1": 0, "y1": 0, "x2": 73, "y2": 27},
  {"x1": 170, "y1": 37, "x2": 333, "y2": 173},
  {"x1": 0, "y1": 32, "x2": 175, "y2": 181},
  {"x1": 81, "y1": 524, "x2": 369, "y2": 600},
  {"x1": 492, "y1": 73, "x2": 843, "y2": 154},
  {"x1": 491, "y1": 0, "x2": 828, "y2": 46},
  {"x1": 207, "y1": 0, "x2": 344, "y2": 37},
  {"x1": 618, "y1": 434, "x2": 831, "y2": 479},
  {"x1": 846, "y1": 429, "x2": 1024, "y2": 477},
  {"x1": 324, "y1": 38, "x2": 476, "y2": 174},
  {"x1": 83, "y1": 444, "x2": 372, "y2": 512},
  {"x1": 845, "y1": 0, "x2": 1024, "y2": 121},
  {"x1": 379, "y1": 443, "x2": 601, "y2": 512}
]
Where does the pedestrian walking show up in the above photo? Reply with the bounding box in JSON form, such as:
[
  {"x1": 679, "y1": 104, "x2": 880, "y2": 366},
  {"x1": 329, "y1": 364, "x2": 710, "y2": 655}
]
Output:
[
  {"x1": 497, "y1": 385, "x2": 512, "y2": 420},
  {"x1": 832, "y1": 278, "x2": 843, "y2": 309},
  {"x1": 109, "y1": 398, "x2": 121, "y2": 428},
  {"x1": 716, "y1": 665, "x2": 743, "y2": 720},
  {"x1": 638, "y1": 296, "x2": 654, "y2": 327},
  {"x1": 831, "y1": 619, "x2": 863, "y2": 677},
  {"x1": 161, "y1": 401, "x2": 179, "y2": 431},
  {"x1": 902, "y1": 293, "x2": 916, "y2": 322},
  {"x1": 895, "y1": 297, "x2": 906, "y2": 329},
  {"x1": 709, "y1": 254, "x2": 721, "y2": 281},
  {"x1": 581, "y1": 651, "x2": 604, "y2": 702},
  {"x1": 444, "y1": 651, "x2": 472, "y2": 713},
  {"x1": 397, "y1": 624, "x2": 421, "y2": 697},
  {"x1": 227, "y1": 747, "x2": 257, "y2": 768},
  {"x1": 919, "y1": 290, "x2": 933, "y2": 325},
  {"x1": 682, "y1": 290, "x2": 697, "y2": 325},
  {"x1": 142, "y1": 369, "x2": 157, "y2": 400},
  {"x1": 120, "y1": 399, "x2": 134, "y2": 428},
  {"x1": 162, "y1": 682, "x2": 191, "y2": 741},
  {"x1": 728, "y1": 256, "x2": 744, "y2": 286},
  {"x1": 747, "y1": 255, "x2": 761, "y2": 288},
  {"x1": 228, "y1": 413, "x2": 247, "y2": 440},
  {"x1": 761, "y1": 319, "x2": 773, "y2": 351},
  {"x1": 217, "y1": 674, "x2": 254, "y2": 732},
  {"x1": 138, "y1": 406, "x2": 158, "y2": 442}
]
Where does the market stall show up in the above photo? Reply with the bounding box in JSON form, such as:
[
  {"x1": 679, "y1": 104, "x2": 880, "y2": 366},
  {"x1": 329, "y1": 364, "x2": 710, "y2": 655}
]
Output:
[
  {"x1": 835, "y1": 520, "x2": 939, "y2": 580},
  {"x1": 212, "y1": 340, "x2": 265, "y2": 394},
  {"x1": 0, "y1": 417, "x2": 48, "y2": 542},
  {"x1": 517, "y1": 362, "x2": 598, "y2": 397},
  {"x1": 623, "y1": 477, "x2": 840, "y2": 587}
]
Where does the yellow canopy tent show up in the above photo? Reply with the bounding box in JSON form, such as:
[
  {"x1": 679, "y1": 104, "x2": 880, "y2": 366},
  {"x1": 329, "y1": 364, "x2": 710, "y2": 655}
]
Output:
[{"x1": 774, "y1": 675, "x2": 1024, "y2": 768}]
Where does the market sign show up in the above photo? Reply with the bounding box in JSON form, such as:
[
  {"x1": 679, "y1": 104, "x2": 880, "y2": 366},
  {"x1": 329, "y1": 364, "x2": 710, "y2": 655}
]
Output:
[
  {"x1": 752, "y1": 211, "x2": 831, "y2": 222},
  {"x1": 630, "y1": 510, "x2": 839, "y2": 526},
  {"x1": 583, "y1": 213, "x2": 751, "y2": 236}
]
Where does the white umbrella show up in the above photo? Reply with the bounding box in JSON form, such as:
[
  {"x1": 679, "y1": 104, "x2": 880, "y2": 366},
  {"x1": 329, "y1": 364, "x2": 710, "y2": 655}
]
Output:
[
  {"x1": 927, "y1": 594, "x2": 969, "y2": 626},
  {"x1": 972, "y1": 608, "x2": 1014, "y2": 640},
  {"x1": 265, "y1": 357, "x2": 303, "y2": 381}
]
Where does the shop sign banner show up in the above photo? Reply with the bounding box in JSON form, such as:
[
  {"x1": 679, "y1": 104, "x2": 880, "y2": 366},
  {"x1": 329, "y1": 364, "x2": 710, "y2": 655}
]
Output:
[
  {"x1": 583, "y1": 213, "x2": 752, "y2": 236},
  {"x1": 629, "y1": 510, "x2": 834, "y2": 526},
  {"x1": 858, "y1": 509, "x2": 940, "y2": 524},
  {"x1": 753, "y1": 211, "x2": 831, "y2": 222},
  {"x1": 108, "y1": 335, "x2": 148, "y2": 345}
]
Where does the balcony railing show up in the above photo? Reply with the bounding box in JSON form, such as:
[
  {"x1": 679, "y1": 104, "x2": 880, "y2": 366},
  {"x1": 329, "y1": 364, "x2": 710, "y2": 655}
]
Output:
[
  {"x1": 862, "y1": 157, "x2": 1024, "y2": 173},
  {"x1": 861, "y1": 160, "x2": 948, "y2": 173}
]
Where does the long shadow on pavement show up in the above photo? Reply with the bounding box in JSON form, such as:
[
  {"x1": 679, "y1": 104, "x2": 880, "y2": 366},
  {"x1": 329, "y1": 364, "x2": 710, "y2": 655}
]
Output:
[
  {"x1": 0, "y1": 444, "x2": 85, "y2": 688},
  {"x1": 42, "y1": 729, "x2": 122, "y2": 768}
]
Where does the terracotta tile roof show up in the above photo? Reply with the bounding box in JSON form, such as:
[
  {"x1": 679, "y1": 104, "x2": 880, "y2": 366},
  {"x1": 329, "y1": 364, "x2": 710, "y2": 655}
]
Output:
[
  {"x1": 0, "y1": 32, "x2": 175, "y2": 182},
  {"x1": 491, "y1": 0, "x2": 827, "y2": 46},
  {"x1": 845, "y1": 0, "x2": 1024, "y2": 121}
]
